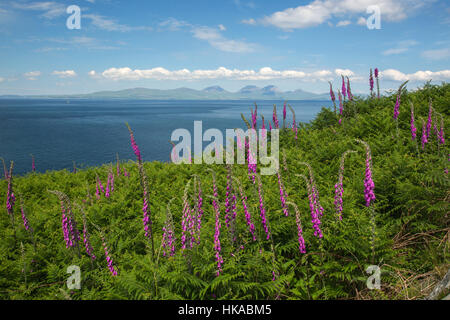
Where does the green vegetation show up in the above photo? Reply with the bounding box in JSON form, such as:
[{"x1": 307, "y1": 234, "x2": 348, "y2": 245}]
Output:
[{"x1": 0, "y1": 82, "x2": 448, "y2": 300}]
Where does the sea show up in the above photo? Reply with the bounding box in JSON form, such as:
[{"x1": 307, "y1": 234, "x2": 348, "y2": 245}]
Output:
[{"x1": 0, "y1": 99, "x2": 329, "y2": 175}]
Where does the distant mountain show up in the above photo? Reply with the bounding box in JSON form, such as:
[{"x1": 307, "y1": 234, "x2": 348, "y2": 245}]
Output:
[{"x1": 0, "y1": 85, "x2": 330, "y2": 100}]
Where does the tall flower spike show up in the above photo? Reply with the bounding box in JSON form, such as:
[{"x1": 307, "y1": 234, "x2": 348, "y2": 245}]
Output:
[
  {"x1": 356, "y1": 140, "x2": 376, "y2": 207},
  {"x1": 209, "y1": 170, "x2": 223, "y2": 276},
  {"x1": 421, "y1": 118, "x2": 428, "y2": 150},
  {"x1": 334, "y1": 150, "x2": 357, "y2": 220},
  {"x1": 286, "y1": 202, "x2": 306, "y2": 254},
  {"x1": 346, "y1": 76, "x2": 353, "y2": 101},
  {"x1": 288, "y1": 105, "x2": 298, "y2": 140},
  {"x1": 426, "y1": 99, "x2": 433, "y2": 139},
  {"x1": 126, "y1": 123, "x2": 142, "y2": 164},
  {"x1": 341, "y1": 75, "x2": 346, "y2": 100},
  {"x1": 255, "y1": 174, "x2": 270, "y2": 240},
  {"x1": 162, "y1": 198, "x2": 176, "y2": 257},
  {"x1": 338, "y1": 89, "x2": 343, "y2": 125},
  {"x1": 410, "y1": 102, "x2": 417, "y2": 141},
  {"x1": 76, "y1": 204, "x2": 96, "y2": 261},
  {"x1": 329, "y1": 81, "x2": 336, "y2": 114},
  {"x1": 101, "y1": 233, "x2": 118, "y2": 276},
  {"x1": 273, "y1": 105, "x2": 279, "y2": 129},
  {"x1": 369, "y1": 68, "x2": 374, "y2": 97},
  {"x1": 235, "y1": 177, "x2": 256, "y2": 241},
  {"x1": 296, "y1": 173, "x2": 322, "y2": 238},
  {"x1": 283, "y1": 101, "x2": 287, "y2": 129},
  {"x1": 277, "y1": 169, "x2": 289, "y2": 217},
  {"x1": 374, "y1": 68, "x2": 380, "y2": 99}
]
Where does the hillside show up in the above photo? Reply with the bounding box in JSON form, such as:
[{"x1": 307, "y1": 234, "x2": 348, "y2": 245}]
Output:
[
  {"x1": 0, "y1": 85, "x2": 330, "y2": 101},
  {"x1": 0, "y1": 82, "x2": 448, "y2": 300}
]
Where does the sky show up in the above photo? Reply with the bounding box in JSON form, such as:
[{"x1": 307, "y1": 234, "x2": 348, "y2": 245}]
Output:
[{"x1": 0, "y1": 0, "x2": 449, "y2": 95}]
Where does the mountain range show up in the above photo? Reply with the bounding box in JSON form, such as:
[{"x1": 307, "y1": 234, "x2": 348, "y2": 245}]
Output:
[{"x1": 0, "y1": 85, "x2": 331, "y2": 100}]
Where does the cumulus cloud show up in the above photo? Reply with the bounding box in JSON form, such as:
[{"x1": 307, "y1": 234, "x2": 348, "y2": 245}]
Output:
[
  {"x1": 421, "y1": 48, "x2": 450, "y2": 60},
  {"x1": 247, "y1": 0, "x2": 427, "y2": 30},
  {"x1": 24, "y1": 71, "x2": 41, "y2": 80},
  {"x1": 381, "y1": 69, "x2": 450, "y2": 81},
  {"x1": 100, "y1": 66, "x2": 338, "y2": 81},
  {"x1": 334, "y1": 69, "x2": 354, "y2": 77},
  {"x1": 52, "y1": 70, "x2": 77, "y2": 78}
]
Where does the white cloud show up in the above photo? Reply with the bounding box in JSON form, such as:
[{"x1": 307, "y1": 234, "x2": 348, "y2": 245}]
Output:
[
  {"x1": 241, "y1": 18, "x2": 256, "y2": 25},
  {"x1": 0, "y1": 77, "x2": 4, "y2": 83},
  {"x1": 100, "y1": 66, "x2": 338, "y2": 81},
  {"x1": 84, "y1": 14, "x2": 152, "y2": 32},
  {"x1": 336, "y1": 20, "x2": 351, "y2": 27},
  {"x1": 218, "y1": 24, "x2": 226, "y2": 31},
  {"x1": 335, "y1": 69, "x2": 354, "y2": 77},
  {"x1": 248, "y1": 0, "x2": 427, "y2": 30},
  {"x1": 24, "y1": 71, "x2": 41, "y2": 80},
  {"x1": 381, "y1": 69, "x2": 450, "y2": 81},
  {"x1": 421, "y1": 48, "x2": 450, "y2": 60},
  {"x1": 52, "y1": 70, "x2": 77, "y2": 78},
  {"x1": 12, "y1": 2, "x2": 66, "y2": 19},
  {"x1": 382, "y1": 39, "x2": 418, "y2": 55},
  {"x1": 158, "y1": 18, "x2": 191, "y2": 31},
  {"x1": 191, "y1": 26, "x2": 256, "y2": 53}
]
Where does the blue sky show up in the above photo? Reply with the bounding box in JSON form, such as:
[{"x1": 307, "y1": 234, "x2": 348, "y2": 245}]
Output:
[{"x1": 0, "y1": 0, "x2": 449, "y2": 95}]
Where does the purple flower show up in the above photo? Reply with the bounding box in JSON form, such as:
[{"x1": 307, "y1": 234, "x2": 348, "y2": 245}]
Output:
[
  {"x1": 341, "y1": 75, "x2": 347, "y2": 100},
  {"x1": 277, "y1": 171, "x2": 289, "y2": 217},
  {"x1": 346, "y1": 77, "x2": 352, "y2": 101},
  {"x1": 126, "y1": 124, "x2": 142, "y2": 163},
  {"x1": 236, "y1": 178, "x2": 256, "y2": 241},
  {"x1": 210, "y1": 171, "x2": 223, "y2": 276},
  {"x1": 393, "y1": 94, "x2": 400, "y2": 120},
  {"x1": 256, "y1": 174, "x2": 270, "y2": 240},
  {"x1": 356, "y1": 140, "x2": 375, "y2": 207},
  {"x1": 421, "y1": 119, "x2": 428, "y2": 150},
  {"x1": 410, "y1": 103, "x2": 417, "y2": 140},
  {"x1": 426, "y1": 100, "x2": 433, "y2": 139},
  {"x1": 369, "y1": 69, "x2": 374, "y2": 96},
  {"x1": 102, "y1": 235, "x2": 118, "y2": 276},
  {"x1": 272, "y1": 105, "x2": 279, "y2": 129}
]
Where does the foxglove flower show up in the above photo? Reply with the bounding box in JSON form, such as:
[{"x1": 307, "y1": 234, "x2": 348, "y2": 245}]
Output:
[
  {"x1": 255, "y1": 174, "x2": 270, "y2": 240},
  {"x1": 102, "y1": 235, "x2": 118, "y2": 276},
  {"x1": 236, "y1": 178, "x2": 256, "y2": 241},
  {"x1": 421, "y1": 119, "x2": 428, "y2": 150},
  {"x1": 374, "y1": 68, "x2": 380, "y2": 99},
  {"x1": 334, "y1": 150, "x2": 357, "y2": 220},
  {"x1": 277, "y1": 171, "x2": 289, "y2": 216},
  {"x1": 329, "y1": 81, "x2": 336, "y2": 113},
  {"x1": 273, "y1": 105, "x2": 279, "y2": 129},
  {"x1": 410, "y1": 102, "x2": 417, "y2": 140},
  {"x1": 341, "y1": 75, "x2": 346, "y2": 100},
  {"x1": 287, "y1": 202, "x2": 306, "y2": 254},
  {"x1": 346, "y1": 76, "x2": 353, "y2": 101},
  {"x1": 126, "y1": 123, "x2": 142, "y2": 163},
  {"x1": 369, "y1": 69, "x2": 374, "y2": 97},
  {"x1": 210, "y1": 171, "x2": 223, "y2": 276},
  {"x1": 426, "y1": 100, "x2": 433, "y2": 139},
  {"x1": 356, "y1": 140, "x2": 376, "y2": 207},
  {"x1": 283, "y1": 101, "x2": 287, "y2": 129}
]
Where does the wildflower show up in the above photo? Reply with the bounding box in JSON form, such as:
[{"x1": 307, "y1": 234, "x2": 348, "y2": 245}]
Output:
[
  {"x1": 334, "y1": 150, "x2": 357, "y2": 220},
  {"x1": 374, "y1": 68, "x2": 380, "y2": 99},
  {"x1": 439, "y1": 117, "x2": 445, "y2": 145},
  {"x1": 78, "y1": 205, "x2": 96, "y2": 261},
  {"x1": 426, "y1": 99, "x2": 433, "y2": 139},
  {"x1": 235, "y1": 178, "x2": 256, "y2": 241},
  {"x1": 356, "y1": 140, "x2": 376, "y2": 207},
  {"x1": 210, "y1": 171, "x2": 223, "y2": 276},
  {"x1": 102, "y1": 234, "x2": 118, "y2": 276},
  {"x1": 287, "y1": 202, "x2": 306, "y2": 254},
  {"x1": 338, "y1": 90, "x2": 343, "y2": 125},
  {"x1": 329, "y1": 81, "x2": 336, "y2": 113},
  {"x1": 277, "y1": 170, "x2": 289, "y2": 216},
  {"x1": 369, "y1": 69, "x2": 374, "y2": 97},
  {"x1": 297, "y1": 173, "x2": 322, "y2": 238},
  {"x1": 195, "y1": 179, "x2": 204, "y2": 245},
  {"x1": 20, "y1": 199, "x2": 33, "y2": 233},
  {"x1": 255, "y1": 174, "x2": 270, "y2": 240},
  {"x1": 421, "y1": 119, "x2": 428, "y2": 150},
  {"x1": 126, "y1": 123, "x2": 142, "y2": 164},
  {"x1": 162, "y1": 199, "x2": 176, "y2": 257},
  {"x1": 341, "y1": 75, "x2": 347, "y2": 100},
  {"x1": 283, "y1": 101, "x2": 287, "y2": 129},
  {"x1": 273, "y1": 105, "x2": 279, "y2": 129},
  {"x1": 6, "y1": 162, "x2": 15, "y2": 216},
  {"x1": 410, "y1": 102, "x2": 417, "y2": 140},
  {"x1": 346, "y1": 77, "x2": 353, "y2": 101}
]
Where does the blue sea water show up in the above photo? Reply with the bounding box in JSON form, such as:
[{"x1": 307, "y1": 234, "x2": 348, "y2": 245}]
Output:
[{"x1": 0, "y1": 99, "x2": 329, "y2": 175}]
